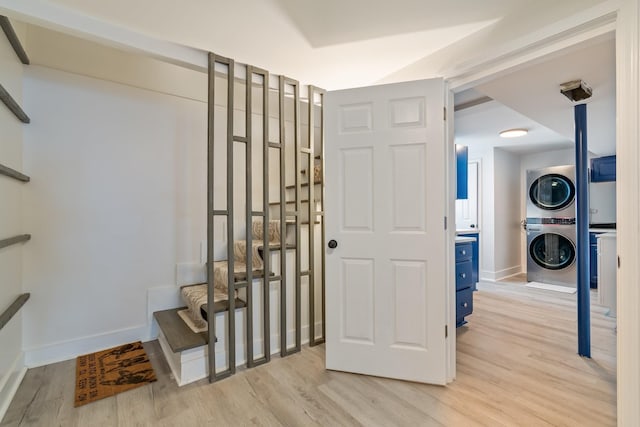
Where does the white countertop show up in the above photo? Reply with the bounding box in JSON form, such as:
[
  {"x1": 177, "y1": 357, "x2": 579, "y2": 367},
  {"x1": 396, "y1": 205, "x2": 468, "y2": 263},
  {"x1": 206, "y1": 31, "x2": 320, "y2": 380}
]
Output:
[
  {"x1": 456, "y1": 229, "x2": 480, "y2": 235},
  {"x1": 456, "y1": 236, "x2": 477, "y2": 243},
  {"x1": 597, "y1": 232, "x2": 617, "y2": 239},
  {"x1": 590, "y1": 228, "x2": 617, "y2": 233}
]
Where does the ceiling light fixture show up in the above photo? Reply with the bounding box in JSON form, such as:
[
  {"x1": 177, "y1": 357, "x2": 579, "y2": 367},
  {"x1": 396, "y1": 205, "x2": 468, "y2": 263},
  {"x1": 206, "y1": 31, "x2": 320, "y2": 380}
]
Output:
[{"x1": 499, "y1": 128, "x2": 528, "y2": 138}]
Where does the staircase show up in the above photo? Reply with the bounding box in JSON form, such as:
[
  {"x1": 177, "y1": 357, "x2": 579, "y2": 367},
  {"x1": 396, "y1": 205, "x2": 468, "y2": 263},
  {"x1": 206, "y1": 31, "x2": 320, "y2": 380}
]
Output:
[{"x1": 153, "y1": 220, "x2": 293, "y2": 385}]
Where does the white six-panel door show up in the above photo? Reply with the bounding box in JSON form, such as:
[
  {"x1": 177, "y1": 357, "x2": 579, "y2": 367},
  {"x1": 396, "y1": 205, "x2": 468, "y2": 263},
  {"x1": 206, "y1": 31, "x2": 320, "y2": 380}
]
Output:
[{"x1": 325, "y1": 79, "x2": 448, "y2": 384}]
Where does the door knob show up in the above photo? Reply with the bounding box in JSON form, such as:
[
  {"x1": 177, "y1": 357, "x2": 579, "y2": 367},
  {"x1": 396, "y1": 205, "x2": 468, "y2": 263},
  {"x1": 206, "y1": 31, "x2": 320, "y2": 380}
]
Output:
[{"x1": 328, "y1": 239, "x2": 338, "y2": 249}]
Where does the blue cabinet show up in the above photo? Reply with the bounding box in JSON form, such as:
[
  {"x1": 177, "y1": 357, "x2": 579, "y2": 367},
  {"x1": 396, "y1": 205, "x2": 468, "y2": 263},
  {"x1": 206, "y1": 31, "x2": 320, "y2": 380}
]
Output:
[
  {"x1": 591, "y1": 155, "x2": 616, "y2": 182},
  {"x1": 590, "y1": 232, "x2": 601, "y2": 288},
  {"x1": 458, "y1": 233, "x2": 479, "y2": 287},
  {"x1": 456, "y1": 145, "x2": 468, "y2": 199},
  {"x1": 455, "y1": 240, "x2": 476, "y2": 327}
]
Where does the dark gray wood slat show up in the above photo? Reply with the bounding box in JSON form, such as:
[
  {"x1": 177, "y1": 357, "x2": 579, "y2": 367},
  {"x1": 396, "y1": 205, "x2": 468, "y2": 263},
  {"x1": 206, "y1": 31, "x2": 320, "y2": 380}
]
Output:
[
  {"x1": 0, "y1": 163, "x2": 30, "y2": 182},
  {"x1": 0, "y1": 293, "x2": 30, "y2": 331},
  {"x1": 0, "y1": 234, "x2": 31, "y2": 250},
  {"x1": 285, "y1": 182, "x2": 322, "y2": 189},
  {"x1": 202, "y1": 298, "x2": 247, "y2": 316},
  {"x1": 0, "y1": 83, "x2": 30, "y2": 123},
  {"x1": 0, "y1": 16, "x2": 29, "y2": 65}
]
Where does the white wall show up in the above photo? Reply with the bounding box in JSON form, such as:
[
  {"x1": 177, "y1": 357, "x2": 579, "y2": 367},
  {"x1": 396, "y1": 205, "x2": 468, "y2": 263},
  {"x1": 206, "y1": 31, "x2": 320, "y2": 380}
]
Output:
[
  {"x1": 469, "y1": 145, "x2": 523, "y2": 281},
  {"x1": 493, "y1": 148, "x2": 522, "y2": 278},
  {"x1": 0, "y1": 21, "x2": 28, "y2": 420},
  {"x1": 19, "y1": 28, "x2": 323, "y2": 367},
  {"x1": 468, "y1": 145, "x2": 494, "y2": 280},
  {"x1": 468, "y1": 146, "x2": 522, "y2": 281},
  {"x1": 21, "y1": 66, "x2": 203, "y2": 366}
]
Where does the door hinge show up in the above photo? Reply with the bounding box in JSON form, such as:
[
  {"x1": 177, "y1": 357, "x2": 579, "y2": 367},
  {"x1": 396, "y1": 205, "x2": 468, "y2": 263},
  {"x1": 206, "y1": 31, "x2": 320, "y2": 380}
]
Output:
[
  {"x1": 445, "y1": 325, "x2": 448, "y2": 338},
  {"x1": 444, "y1": 216, "x2": 448, "y2": 230},
  {"x1": 444, "y1": 107, "x2": 447, "y2": 121}
]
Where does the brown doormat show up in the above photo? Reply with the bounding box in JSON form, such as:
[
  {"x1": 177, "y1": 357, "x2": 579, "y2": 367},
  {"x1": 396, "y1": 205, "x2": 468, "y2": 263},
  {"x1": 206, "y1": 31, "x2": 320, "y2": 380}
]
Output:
[{"x1": 75, "y1": 341, "x2": 157, "y2": 407}]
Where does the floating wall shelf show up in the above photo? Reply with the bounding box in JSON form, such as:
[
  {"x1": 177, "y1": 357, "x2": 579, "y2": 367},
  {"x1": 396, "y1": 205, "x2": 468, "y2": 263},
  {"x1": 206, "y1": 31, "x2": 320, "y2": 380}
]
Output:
[
  {"x1": 0, "y1": 293, "x2": 30, "y2": 331},
  {"x1": 0, "y1": 162, "x2": 30, "y2": 182},
  {"x1": 0, "y1": 234, "x2": 31, "y2": 250},
  {"x1": 0, "y1": 16, "x2": 30, "y2": 65},
  {"x1": 0, "y1": 84, "x2": 30, "y2": 123}
]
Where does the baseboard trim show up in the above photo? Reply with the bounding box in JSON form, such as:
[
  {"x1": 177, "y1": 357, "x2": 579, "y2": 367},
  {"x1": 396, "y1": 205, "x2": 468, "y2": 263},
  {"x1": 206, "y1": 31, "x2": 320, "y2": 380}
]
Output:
[
  {"x1": 497, "y1": 269, "x2": 524, "y2": 281},
  {"x1": 24, "y1": 324, "x2": 148, "y2": 368},
  {"x1": 158, "y1": 320, "x2": 324, "y2": 386},
  {"x1": 480, "y1": 265, "x2": 522, "y2": 282},
  {"x1": 0, "y1": 352, "x2": 27, "y2": 422}
]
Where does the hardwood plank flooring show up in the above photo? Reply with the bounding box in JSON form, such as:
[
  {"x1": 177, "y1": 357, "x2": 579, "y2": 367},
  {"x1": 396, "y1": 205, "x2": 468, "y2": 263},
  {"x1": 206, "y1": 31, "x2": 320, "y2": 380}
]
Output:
[{"x1": 1, "y1": 276, "x2": 616, "y2": 426}]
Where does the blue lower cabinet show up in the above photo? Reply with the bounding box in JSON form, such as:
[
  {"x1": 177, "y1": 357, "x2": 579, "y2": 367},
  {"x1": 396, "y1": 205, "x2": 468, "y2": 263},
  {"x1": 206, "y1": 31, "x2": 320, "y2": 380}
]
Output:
[
  {"x1": 458, "y1": 233, "x2": 479, "y2": 287},
  {"x1": 455, "y1": 240, "x2": 477, "y2": 327},
  {"x1": 456, "y1": 288, "x2": 473, "y2": 326},
  {"x1": 456, "y1": 260, "x2": 473, "y2": 290}
]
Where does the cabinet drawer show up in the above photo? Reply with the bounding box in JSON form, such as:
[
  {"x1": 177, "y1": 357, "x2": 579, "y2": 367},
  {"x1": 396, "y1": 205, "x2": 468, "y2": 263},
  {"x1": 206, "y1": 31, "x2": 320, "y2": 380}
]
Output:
[
  {"x1": 456, "y1": 287, "x2": 473, "y2": 319},
  {"x1": 455, "y1": 260, "x2": 473, "y2": 290},
  {"x1": 455, "y1": 242, "x2": 472, "y2": 262}
]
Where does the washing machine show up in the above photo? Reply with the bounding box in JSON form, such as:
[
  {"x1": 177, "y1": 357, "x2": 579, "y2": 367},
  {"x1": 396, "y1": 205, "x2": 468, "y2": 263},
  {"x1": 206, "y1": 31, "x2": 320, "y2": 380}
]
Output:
[
  {"x1": 526, "y1": 165, "x2": 576, "y2": 219},
  {"x1": 526, "y1": 218, "x2": 577, "y2": 287}
]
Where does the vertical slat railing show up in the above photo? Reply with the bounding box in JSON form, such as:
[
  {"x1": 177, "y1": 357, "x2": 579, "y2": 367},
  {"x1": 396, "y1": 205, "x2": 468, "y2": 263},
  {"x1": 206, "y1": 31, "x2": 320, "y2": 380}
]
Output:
[
  {"x1": 206, "y1": 53, "x2": 322, "y2": 379},
  {"x1": 225, "y1": 58, "x2": 237, "y2": 377},
  {"x1": 278, "y1": 76, "x2": 288, "y2": 356},
  {"x1": 245, "y1": 66, "x2": 272, "y2": 368},
  {"x1": 261, "y1": 71, "x2": 271, "y2": 362},
  {"x1": 245, "y1": 67, "x2": 272, "y2": 368},
  {"x1": 245, "y1": 66, "x2": 255, "y2": 368},
  {"x1": 280, "y1": 76, "x2": 302, "y2": 357},
  {"x1": 207, "y1": 53, "x2": 236, "y2": 382}
]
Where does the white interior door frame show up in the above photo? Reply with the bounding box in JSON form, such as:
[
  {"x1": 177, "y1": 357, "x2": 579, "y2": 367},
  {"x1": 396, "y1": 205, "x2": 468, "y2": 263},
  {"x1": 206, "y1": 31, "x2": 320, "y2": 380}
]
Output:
[{"x1": 443, "y1": 1, "x2": 640, "y2": 424}]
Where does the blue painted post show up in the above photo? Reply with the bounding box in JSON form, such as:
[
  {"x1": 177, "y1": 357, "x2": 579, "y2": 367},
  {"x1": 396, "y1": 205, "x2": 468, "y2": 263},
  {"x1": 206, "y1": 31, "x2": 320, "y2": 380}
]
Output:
[{"x1": 575, "y1": 103, "x2": 591, "y2": 357}]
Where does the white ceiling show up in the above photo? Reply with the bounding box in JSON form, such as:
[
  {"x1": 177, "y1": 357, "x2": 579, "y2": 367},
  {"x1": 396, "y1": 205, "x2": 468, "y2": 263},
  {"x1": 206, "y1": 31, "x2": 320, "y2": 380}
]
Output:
[
  {"x1": 270, "y1": 0, "x2": 532, "y2": 48},
  {"x1": 455, "y1": 100, "x2": 573, "y2": 155},
  {"x1": 457, "y1": 34, "x2": 616, "y2": 156},
  {"x1": 38, "y1": 0, "x2": 605, "y2": 91},
  {"x1": 15, "y1": 0, "x2": 616, "y2": 156}
]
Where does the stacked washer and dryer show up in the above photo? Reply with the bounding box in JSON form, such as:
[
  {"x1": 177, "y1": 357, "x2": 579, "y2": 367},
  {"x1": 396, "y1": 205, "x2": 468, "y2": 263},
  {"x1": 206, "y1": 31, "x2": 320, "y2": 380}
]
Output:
[{"x1": 525, "y1": 165, "x2": 577, "y2": 287}]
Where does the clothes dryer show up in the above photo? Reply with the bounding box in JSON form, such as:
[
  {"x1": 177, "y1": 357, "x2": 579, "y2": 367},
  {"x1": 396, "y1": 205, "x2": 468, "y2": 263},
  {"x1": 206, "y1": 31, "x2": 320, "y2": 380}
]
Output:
[{"x1": 526, "y1": 218, "x2": 577, "y2": 287}]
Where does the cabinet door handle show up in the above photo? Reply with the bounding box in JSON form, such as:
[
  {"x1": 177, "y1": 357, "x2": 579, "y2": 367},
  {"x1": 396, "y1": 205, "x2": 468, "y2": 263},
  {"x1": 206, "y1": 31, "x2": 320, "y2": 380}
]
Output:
[
  {"x1": 462, "y1": 302, "x2": 468, "y2": 308},
  {"x1": 461, "y1": 250, "x2": 467, "y2": 255},
  {"x1": 460, "y1": 273, "x2": 466, "y2": 278}
]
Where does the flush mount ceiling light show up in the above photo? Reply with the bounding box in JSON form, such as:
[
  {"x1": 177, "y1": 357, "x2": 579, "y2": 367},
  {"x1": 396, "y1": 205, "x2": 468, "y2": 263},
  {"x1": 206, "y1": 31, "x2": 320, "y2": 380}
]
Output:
[{"x1": 499, "y1": 128, "x2": 528, "y2": 138}]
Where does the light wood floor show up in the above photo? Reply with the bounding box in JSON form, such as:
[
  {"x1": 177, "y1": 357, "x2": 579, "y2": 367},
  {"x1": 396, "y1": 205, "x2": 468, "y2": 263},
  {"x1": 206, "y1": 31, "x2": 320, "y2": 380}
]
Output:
[{"x1": 1, "y1": 277, "x2": 617, "y2": 426}]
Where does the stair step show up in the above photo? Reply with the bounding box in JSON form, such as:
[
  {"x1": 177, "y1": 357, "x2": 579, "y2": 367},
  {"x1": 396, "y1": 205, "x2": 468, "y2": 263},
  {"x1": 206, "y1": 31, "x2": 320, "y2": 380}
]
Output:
[
  {"x1": 154, "y1": 308, "x2": 207, "y2": 353},
  {"x1": 154, "y1": 301, "x2": 247, "y2": 353}
]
